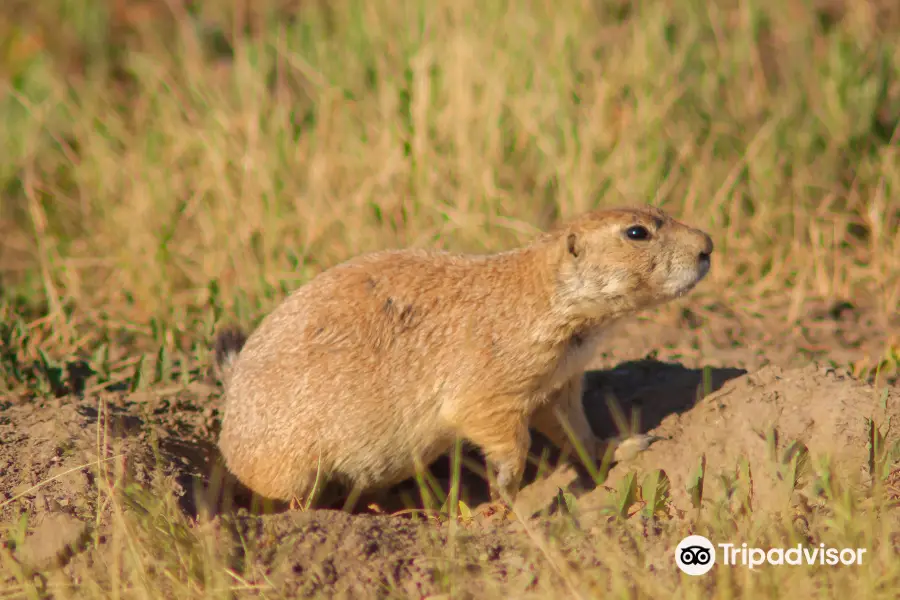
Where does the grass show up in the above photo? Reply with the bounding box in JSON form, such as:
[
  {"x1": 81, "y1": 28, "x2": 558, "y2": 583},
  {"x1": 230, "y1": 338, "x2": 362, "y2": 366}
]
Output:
[{"x1": 0, "y1": 0, "x2": 899, "y2": 597}]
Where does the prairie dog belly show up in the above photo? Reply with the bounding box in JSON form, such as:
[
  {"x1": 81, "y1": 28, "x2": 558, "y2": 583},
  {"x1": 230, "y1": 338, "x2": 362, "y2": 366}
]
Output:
[{"x1": 324, "y1": 388, "x2": 457, "y2": 490}]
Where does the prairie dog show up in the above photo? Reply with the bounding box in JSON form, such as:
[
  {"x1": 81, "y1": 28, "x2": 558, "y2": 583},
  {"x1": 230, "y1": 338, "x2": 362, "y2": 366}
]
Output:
[{"x1": 215, "y1": 206, "x2": 713, "y2": 507}]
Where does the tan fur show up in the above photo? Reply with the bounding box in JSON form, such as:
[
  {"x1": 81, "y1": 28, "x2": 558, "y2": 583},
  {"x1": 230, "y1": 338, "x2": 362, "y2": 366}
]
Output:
[{"x1": 215, "y1": 206, "x2": 713, "y2": 505}]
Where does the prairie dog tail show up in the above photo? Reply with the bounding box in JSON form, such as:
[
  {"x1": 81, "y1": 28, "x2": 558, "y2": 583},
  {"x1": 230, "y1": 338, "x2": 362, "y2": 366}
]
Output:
[{"x1": 214, "y1": 326, "x2": 247, "y2": 386}]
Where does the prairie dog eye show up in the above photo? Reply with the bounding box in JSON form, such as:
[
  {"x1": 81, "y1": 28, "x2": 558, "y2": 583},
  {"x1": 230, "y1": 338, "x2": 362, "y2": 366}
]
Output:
[{"x1": 625, "y1": 225, "x2": 651, "y2": 241}]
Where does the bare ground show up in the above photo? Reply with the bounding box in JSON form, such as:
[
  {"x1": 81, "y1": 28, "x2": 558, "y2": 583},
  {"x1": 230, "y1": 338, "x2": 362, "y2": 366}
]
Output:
[{"x1": 1, "y1": 299, "x2": 898, "y2": 597}]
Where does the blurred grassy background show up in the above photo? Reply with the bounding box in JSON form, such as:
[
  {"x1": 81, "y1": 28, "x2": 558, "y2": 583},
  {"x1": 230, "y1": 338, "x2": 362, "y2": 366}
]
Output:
[{"x1": 0, "y1": 0, "x2": 898, "y2": 367}]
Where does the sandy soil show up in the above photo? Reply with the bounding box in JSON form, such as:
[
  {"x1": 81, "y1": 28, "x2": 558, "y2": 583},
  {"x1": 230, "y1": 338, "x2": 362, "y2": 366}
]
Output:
[{"x1": 1, "y1": 300, "x2": 898, "y2": 597}]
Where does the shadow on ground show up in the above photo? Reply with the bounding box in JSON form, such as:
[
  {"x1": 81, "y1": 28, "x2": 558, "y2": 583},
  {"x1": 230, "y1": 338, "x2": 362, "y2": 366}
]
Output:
[{"x1": 183, "y1": 358, "x2": 746, "y2": 518}]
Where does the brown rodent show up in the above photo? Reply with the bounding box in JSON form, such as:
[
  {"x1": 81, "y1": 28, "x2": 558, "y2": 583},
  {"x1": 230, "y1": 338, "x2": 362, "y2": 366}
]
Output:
[{"x1": 214, "y1": 206, "x2": 713, "y2": 509}]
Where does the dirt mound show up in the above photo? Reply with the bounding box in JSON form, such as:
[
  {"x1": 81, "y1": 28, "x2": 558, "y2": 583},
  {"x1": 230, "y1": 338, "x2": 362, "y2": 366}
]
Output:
[
  {"x1": 575, "y1": 363, "x2": 900, "y2": 518},
  {"x1": 214, "y1": 510, "x2": 547, "y2": 598},
  {"x1": 1, "y1": 357, "x2": 898, "y2": 597},
  {"x1": 0, "y1": 383, "x2": 223, "y2": 526}
]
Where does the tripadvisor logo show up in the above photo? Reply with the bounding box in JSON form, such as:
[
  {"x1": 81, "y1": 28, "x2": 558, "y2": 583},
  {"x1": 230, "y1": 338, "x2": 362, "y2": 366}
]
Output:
[
  {"x1": 675, "y1": 535, "x2": 716, "y2": 576},
  {"x1": 675, "y1": 536, "x2": 867, "y2": 575}
]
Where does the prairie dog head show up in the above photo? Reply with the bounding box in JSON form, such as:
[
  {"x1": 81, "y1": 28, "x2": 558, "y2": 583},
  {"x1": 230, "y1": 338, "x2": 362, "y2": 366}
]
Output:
[{"x1": 552, "y1": 206, "x2": 713, "y2": 319}]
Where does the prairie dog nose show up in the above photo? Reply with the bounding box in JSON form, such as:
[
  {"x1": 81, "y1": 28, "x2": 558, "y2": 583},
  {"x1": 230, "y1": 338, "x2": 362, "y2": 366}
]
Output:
[{"x1": 698, "y1": 232, "x2": 713, "y2": 261}]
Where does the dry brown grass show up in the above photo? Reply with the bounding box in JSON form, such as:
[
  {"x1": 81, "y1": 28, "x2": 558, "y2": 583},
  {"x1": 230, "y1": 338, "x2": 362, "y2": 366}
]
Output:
[{"x1": 2, "y1": 0, "x2": 898, "y2": 345}]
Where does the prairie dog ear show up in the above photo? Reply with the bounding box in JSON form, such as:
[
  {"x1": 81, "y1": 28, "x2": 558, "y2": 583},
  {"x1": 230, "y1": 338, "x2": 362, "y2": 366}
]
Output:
[{"x1": 566, "y1": 232, "x2": 582, "y2": 257}]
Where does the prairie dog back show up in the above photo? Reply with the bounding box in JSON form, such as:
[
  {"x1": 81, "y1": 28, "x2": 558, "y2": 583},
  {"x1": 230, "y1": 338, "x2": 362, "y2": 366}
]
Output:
[{"x1": 216, "y1": 206, "x2": 713, "y2": 506}]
